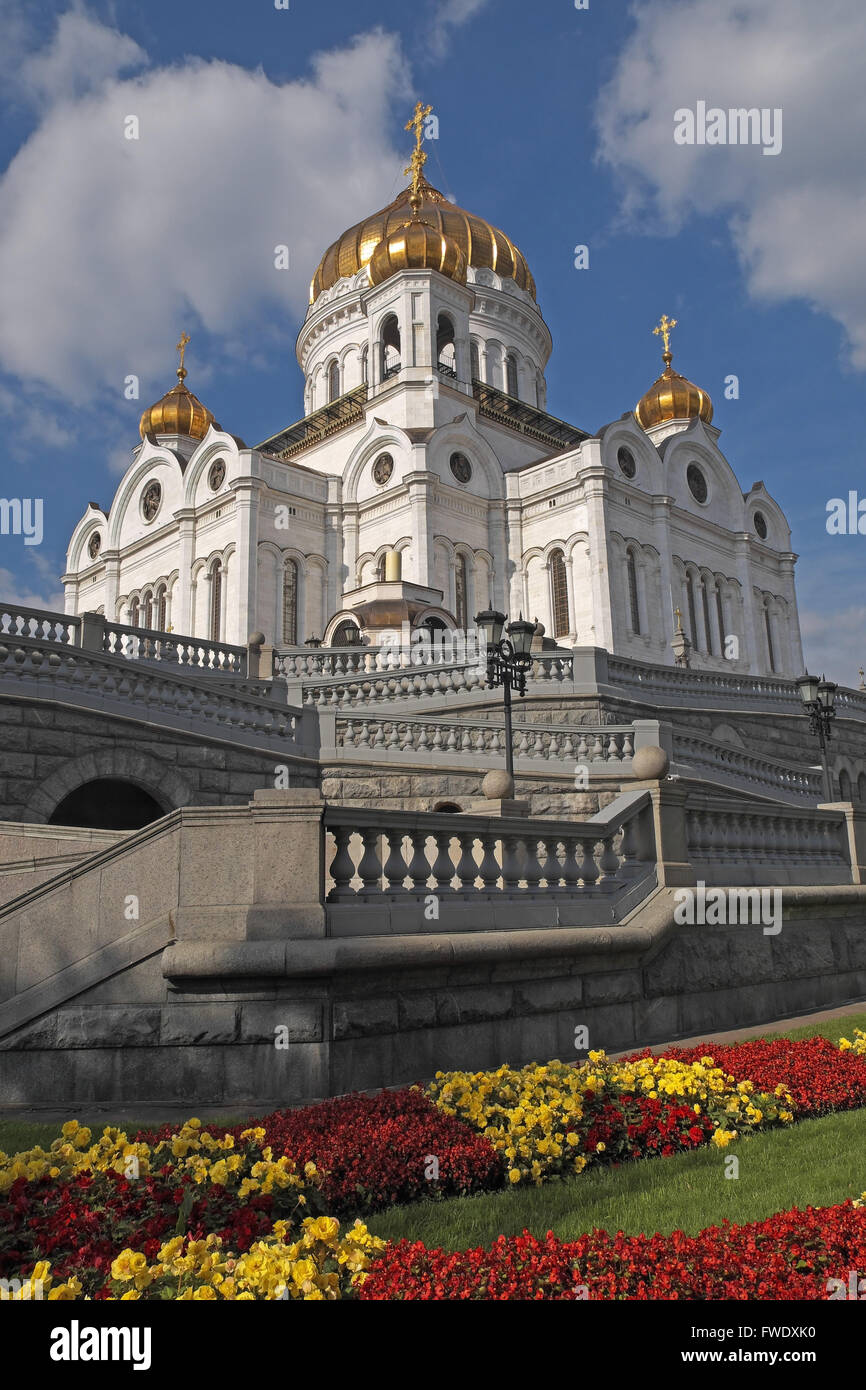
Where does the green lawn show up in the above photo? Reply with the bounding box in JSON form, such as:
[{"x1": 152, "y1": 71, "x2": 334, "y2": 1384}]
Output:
[{"x1": 364, "y1": 1106, "x2": 866, "y2": 1249}]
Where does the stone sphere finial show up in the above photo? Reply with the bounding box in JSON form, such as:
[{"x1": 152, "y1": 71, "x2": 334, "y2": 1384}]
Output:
[
  {"x1": 631, "y1": 745, "x2": 670, "y2": 781},
  {"x1": 482, "y1": 769, "x2": 514, "y2": 800}
]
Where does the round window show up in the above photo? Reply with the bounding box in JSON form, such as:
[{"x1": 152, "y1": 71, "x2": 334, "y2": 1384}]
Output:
[
  {"x1": 141, "y1": 480, "x2": 162, "y2": 522},
  {"x1": 617, "y1": 446, "x2": 637, "y2": 479},
  {"x1": 754, "y1": 511, "x2": 768, "y2": 540},
  {"x1": 687, "y1": 463, "x2": 708, "y2": 504},
  {"x1": 209, "y1": 459, "x2": 226, "y2": 491},
  {"x1": 372, "y1": 452, "x2": 393, "y2": 485},
  {"x1": 450, "y1": 452, "x2": 472, "y2": 484},
  {"x1": 87, "y1": 532, "x2": 102, "y2": 560}
]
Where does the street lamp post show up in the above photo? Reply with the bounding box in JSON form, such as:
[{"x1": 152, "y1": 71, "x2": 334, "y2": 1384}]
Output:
[
  {"x1": 796, "y1": 672, "x2": 838, "y2": 801},
  {"x1": 474, "y1": 610, "x2": 536, "y2": 784}
]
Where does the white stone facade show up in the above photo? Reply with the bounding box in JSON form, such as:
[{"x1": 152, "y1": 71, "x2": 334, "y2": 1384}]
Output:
[{"x1": 63, "y1": 257, "x2": 804, "y2": 678}]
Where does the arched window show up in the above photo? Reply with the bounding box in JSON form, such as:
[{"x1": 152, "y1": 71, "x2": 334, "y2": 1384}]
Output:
[
  {"x1": 858, "y1": 773, "x2": 866, "y2": 803},
  {"x1": 715, "y1": 583, "x2": 726, "y2": 654},
  {"x1": 549, "y1": 548, "x2": 569, "y2": 639},
  {"x1": 839, "y1": 769, "x2": 852, "y2": 801},
  {"x1": 360, "y1": 346, "x2": 368, "y2": 386},
  {"x1": 626, "y1": 550, "x2": 640, "y2": 635},
  {"x1": 327, "y1": 359, "x2": 340, "y2": 403},
  {"x1": 701, "y1": 578, "x2": 714, "y2": 655},
  {"x1": 332, "y1": 620, "x2": 361, "y2": 647},
  {"x1": 536, "y1": 371, "x2": 545, "y2": 408},
  {"x1": 142, "y1": 590, "x2": 153, "y2": 630},
  {"x1": 380, "y1": 315, "x2": 400, "y2": 381},
  {"x1": 156, "y1": 585, "x2": 167, "y2": 631},
  {"x1": 686, "y1": 573, "x2": 699, "y2": 650},
  {"x1": 764, "y1": 602, "x2": 776, "y2": 673},
  {"x1": 437, "y1": 313, "x2": 456, "y2": 377},
  {"x1": 129, "y1": 598, "x2": 140, "y2": 628},
  {"x1": 209, "y1": 560, "x2": 222, "y2": 643},
  {"x1": 506, "y1": 353, "x2": 519, "y2": 399},
  {"x1": 486, "y1": 345, "x2": 500, "y2": 388},
  {"x1": 470, "y1": 340, "x2": 480, "y2": 380},
  {"x1": 455, "y1": 552, "x2": 468, "y2": 630},
  {"x1": 376, "y1": 553, "x2": 387, "y2": 582},
  {"x1": 282, "y1": 559, "x2": 298, "y2": 645}
]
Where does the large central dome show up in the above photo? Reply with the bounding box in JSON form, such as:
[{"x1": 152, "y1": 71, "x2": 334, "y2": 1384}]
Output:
[{"x1": 309, "y1": 173, "x2": 536, "y2": 304}]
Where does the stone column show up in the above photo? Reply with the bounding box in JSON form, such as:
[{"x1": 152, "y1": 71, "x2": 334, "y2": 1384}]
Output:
[
  {"x1": 175, "y1": 509, "x2": 197, "y2": 635},
  {"x1": 233, "y1": 475, "x2": 262, "y2": 647}
]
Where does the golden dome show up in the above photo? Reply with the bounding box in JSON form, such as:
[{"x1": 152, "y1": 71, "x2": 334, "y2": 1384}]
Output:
[
  {"x1": 139, "y1": 333, "x2": 220, "y2": 440},
  {"x1": 310, "y1": 174, "x2": 535, "y2": 303},
  {"x1": 635, "y1": 314, "x2": 713, "y2": 430},
  {"x1": 367, "y1": 215, "x2": 467, "y2": 288}
]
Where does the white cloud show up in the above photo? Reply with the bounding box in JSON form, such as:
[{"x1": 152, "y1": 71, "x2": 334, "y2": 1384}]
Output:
[
  {"x1": 0, "y1": 564, "x2": 64, "y2": 613},
  {"x1": 0, "y1": 13, "x2": 411, "y2": 399},
  {"x1": 428, "y1": 0, "x2": 492, "y2": 59},
  {"x1": 19, "y1": 5, "x2": 146, "y2": 107},
  {"x1": 799, "y1": 603, "x2": 866, "y2": 690},
  {"x1": 595, "y1": 0, "x2": 866, "y2": 364}
]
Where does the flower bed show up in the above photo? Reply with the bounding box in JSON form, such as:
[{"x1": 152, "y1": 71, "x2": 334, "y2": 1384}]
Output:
[
  {"x1": 358, "y1": 1197, "x2": 866, "y2": 1301},
  {"x1": 2, "y1": 1029, "x2": 864, "y2": 1299}
]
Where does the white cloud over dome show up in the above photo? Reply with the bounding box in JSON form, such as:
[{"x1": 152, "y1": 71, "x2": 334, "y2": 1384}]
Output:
[
  {"x1": 0, "y1": 9, "x2": 411, "y2": 398},
  {"x1": 595, "y1": 0, "x2": 866, "y2": 365}
]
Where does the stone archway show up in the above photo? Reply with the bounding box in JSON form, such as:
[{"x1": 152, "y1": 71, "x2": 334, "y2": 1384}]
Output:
[{"x1": 25, "y1": 748, "x2": 193, "y2": 826}]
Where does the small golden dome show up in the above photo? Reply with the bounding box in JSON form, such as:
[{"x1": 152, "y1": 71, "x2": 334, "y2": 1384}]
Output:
[
  {"x1": 635, "y1": 315, "x2": 713, "y2": 430},
  {"x1": 310, "y1": 174, "x2": 534, "y2": 303},
  {"x1": 367, "y1": 215, "x2": 467, "y2": 288},
  {"x1": 139, "y1": 334, "x2": 220, "y2": 440}
]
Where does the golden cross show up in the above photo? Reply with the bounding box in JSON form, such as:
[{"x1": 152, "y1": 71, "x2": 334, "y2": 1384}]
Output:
[
  {"x1": 404, "y1": 100, "x2": 433, "y2": 207},
  {"x1": 176, "y1": 331, "x2": 190, "y2": 379},
  {"x1": 653, "y1": 314, "x2": 678, "y2": 356},
  {"x1": 674, "y1": 606, "x2": 683, "y2": 632}
]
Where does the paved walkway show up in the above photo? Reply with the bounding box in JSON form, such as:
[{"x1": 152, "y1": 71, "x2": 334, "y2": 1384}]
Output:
[{"x1": 613, "y1": 999, "x2": 866, "y2": 1057}]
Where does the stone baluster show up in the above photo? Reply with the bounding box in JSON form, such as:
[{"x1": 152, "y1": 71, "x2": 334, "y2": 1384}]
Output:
[
  {"x1": 383, "y1": 829, "x2": 409, "y2": 894},
  {"x1": 478, "y1": 832, "x2": 501, "y2": 894},
  {"x1": 523, "y1": 838, "x2": 544, "y2": 895},
  {"x1": 501, "y1": 834, "x2": 523, "y2": 893},
  {"x1": 591, "y1": 733, "x2": 604, "y2": 760},
  {"x1": 607, "y1": 732, "x2": 620, "y2": 760},
  {"x1": 372, "y1": 722, "x2": 385, "y2": 747},
  {"x1": 455, "y1": 832, "x2": 479, "y2": 897},
  {"x1": 560, "y1": 837, "x2": 581, "y2": 891},
  {"x1": 597, "y1": 835, "x2": 621, "y2": 890},
  {"x1": 540, "y1": 836, "x2": 561, "y2": 888},
  {"x1": 386, "y1": 722, "x2": 399, "y2": 748},
  {"x1": 406, "y1": 831, "x2": 431, "y2": 895},
  {"x1": 431, "y1": 829, "x2": 456, "y2": 894},
  {"x1": 622, "y1": 732, "x2": 634, "y2": 760},
  {"x1": 576, "y1": 734, "x2": 588, "y2": 761},
  {"x1": 327, "y1": 826, "x2": 356, "y2": 901},
  {"x1": 578, "y1": 837, "x2": 599, "y2": 887},
  {"x1": 357, "y1": 828, "x2": 383, "y2": 898}
]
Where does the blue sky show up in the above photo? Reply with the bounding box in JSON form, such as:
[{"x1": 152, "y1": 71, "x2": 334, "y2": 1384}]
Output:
[{"x1": 1, "y1": 0, "x2": 864, "y2": 682}]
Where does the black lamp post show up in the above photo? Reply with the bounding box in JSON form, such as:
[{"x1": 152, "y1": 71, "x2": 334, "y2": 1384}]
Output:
[
  {"x1": 796, "y1": 671, "x2": 838, "y2": 801},
  {"x1": 475, "y1": 610, "x2": 536, "y2": 783}
]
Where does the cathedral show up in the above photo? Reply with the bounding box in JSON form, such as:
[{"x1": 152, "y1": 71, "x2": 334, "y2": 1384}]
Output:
[{"x1": 62, "y1": 105, "x2": 803, "y2": 679}]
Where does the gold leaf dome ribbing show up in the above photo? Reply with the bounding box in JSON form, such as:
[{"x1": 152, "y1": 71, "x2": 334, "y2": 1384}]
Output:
[
  {"x1": 310, "y1": 174, "x2": 535, "y2": 304},
  {"x1": 367, "y1": 215, "x2": 467, "y2": 288}
]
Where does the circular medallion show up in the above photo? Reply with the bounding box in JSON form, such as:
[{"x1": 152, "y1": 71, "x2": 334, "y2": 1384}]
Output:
[
  {"x1": 754, "y1": 511, "x2": 768, "y2": 540},
  {"x1": 372, "y1": 452, "x2": 393, "y2": 485},
  {"x1": 617, "y1": 445, "x2": 637, "y2": 479},
  {"x1": 209, "y1": 459, "x2": 226, "y2": 491},
  {"x1": 87, "y1": 532, "x2": 102, "y2": 560},
  {"x1": 687, "y1": 463, "x2": 708, "y2": 504},
  {"x1": 141, "y1": 480, "x2": 162, "y2": 522},
  {"x1": 450, "y1": 452, "x2": 472, "y2": 484}
]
